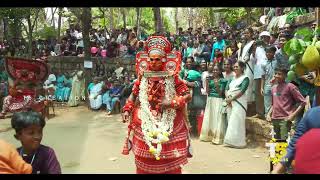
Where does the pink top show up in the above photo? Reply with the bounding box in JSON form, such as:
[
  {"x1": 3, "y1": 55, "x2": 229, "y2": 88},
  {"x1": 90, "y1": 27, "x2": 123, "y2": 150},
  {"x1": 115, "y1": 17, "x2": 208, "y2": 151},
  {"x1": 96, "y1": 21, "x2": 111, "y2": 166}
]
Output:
[{"x1": 271, "y1": 82, "x2": 306, "y2": 119}]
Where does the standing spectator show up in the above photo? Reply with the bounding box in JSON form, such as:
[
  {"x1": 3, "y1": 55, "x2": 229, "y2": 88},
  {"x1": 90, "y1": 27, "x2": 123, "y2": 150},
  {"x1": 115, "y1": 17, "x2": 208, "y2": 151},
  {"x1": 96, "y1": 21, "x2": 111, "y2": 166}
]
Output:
[
  {"x1": 116, "y1": 28, "x2": 128, "y2": 44},
  {"x1": 201, "y1": 61, "x2": 212, "y2": 96},
  {"x1": 201, "y1": 40, "x2": 212, "y2": 63},
  {"x1": 238, "y1": 27, "x2": 256, "y2": 105},
  {"x1": 272, "y1": 107, "x2": 320, "y2": 174},
  {"x1": 222, "y1": 59, "x2": 235, "y2": 82},
  {"x1": 68, "y1": 70, "x2": 85, "y2": 107},
  {"x1": 200, "y1": 63, "x2": 227, "y2": 144},
  {"x1": 128, "y1": 33, "x2": 138, "y2": 55},
  {"x1": 266, "y1": 66, "x2": 306, "y2": 140},
  {"x1": 213, "y1": 48, "x2": 224, "y2": 68},
  {"x1": 210, "y1": 32, "x2": 226, "y2": 62},
  {"x1": 261, "y1": 46, "x2": 277, "y2": 118},
  {"x1": 228, "y1": 41, "x2": 239, "y2": 65},
  {"x1": 275, "y1": 35, "x2": 290, "y2": 71},
  {"x1": 224, "y1": 61, "x2": 250, "y2": 148}
]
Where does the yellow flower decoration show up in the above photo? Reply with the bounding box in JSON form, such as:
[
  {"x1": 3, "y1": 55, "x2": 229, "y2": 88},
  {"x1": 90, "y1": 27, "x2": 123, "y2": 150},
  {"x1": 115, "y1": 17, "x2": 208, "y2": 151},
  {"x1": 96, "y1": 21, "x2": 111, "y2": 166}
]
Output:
[
  {"x1": 149, "y1": 147, "x2": 156, "y2": 154},
  {"x1": 163, "y1": 132, "x2": 169, "y2": 137},
  {"x1": 156, "y1": 156, "x2": 160, "y2": 160}
]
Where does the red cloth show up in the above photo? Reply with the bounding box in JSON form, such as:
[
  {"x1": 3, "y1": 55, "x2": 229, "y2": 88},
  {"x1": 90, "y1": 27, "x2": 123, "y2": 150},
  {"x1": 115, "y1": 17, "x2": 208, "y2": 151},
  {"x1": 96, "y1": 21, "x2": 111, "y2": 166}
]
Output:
[
  {"x1": 294, "y1": 128, "x2": 320, "y2": 174},
  {"x1": 197, "y1": 110, "x2": 204, "y2": 136}
]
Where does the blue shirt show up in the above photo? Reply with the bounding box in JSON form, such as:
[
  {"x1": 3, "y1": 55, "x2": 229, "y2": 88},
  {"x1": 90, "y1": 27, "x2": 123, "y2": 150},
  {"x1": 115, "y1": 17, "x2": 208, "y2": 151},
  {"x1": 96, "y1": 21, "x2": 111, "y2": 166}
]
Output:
[
  {"x1": 281, "y1": 106, "x2": 320, "y2": 168},
  {"x1": 210, "y1": 39, "x2": 226, "y2": 61}
]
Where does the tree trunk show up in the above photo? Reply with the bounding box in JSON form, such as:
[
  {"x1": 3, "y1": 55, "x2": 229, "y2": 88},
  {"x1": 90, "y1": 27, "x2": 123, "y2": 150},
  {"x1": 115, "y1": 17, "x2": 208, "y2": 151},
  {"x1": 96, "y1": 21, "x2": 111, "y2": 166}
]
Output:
[
  {"x1": 136, "y1": 8, "x2": 141, "y2": 40},
  {"x1": 189, "y1": 8, "x2": 194, "y2": 29},
  {"x1": 121, "y1": 8, "x2": 126, "y2": 29},
  {"x1": 153, "y1": 7, "x2": 163, "y2": 34},
  {"x1": 175, "y1": 8, "x2": 179, "y2": 34},
  {"x1": 27, "y1": 16, "x2": 33, "y2": 58},
  {"x1": 109, "y1": 8, "x2": 114, "y2": 30},
  {"x1": 0, "y1": 18, "x2": 4, "y2": 42},
  {"x1": 80, "y1": 7, "x2": 92, "y2": 93},
  {"x1": 3, "y1": 18, "x2": 8, "y2": 40},
  {"x1": 57, "y1": 8, "x2": 62, "y2": 42},
  {"x1": 246, "y1": 8, "x2": 252, "y2": 25}
]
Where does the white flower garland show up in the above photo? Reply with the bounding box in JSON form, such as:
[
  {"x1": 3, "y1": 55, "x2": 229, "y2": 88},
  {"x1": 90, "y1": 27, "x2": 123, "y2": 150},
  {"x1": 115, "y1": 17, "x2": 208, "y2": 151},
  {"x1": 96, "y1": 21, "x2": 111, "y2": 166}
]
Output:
[{"x1": 139, "y1": 76, "x2": 176, "y2": 160}]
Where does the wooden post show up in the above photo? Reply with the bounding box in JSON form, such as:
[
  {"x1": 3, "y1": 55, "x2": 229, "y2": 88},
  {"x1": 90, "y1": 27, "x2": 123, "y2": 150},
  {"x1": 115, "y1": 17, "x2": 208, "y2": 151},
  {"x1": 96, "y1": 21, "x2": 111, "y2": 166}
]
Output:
[{"x1": 315, "y1": 7, "x2": 320, "y2": 106}]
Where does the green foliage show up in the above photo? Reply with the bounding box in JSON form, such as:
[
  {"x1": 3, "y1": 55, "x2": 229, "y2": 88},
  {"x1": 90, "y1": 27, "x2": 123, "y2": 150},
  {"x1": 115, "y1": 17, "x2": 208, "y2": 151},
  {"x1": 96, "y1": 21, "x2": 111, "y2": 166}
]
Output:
[
  {"x1": 140, "y1": 8, "x2": 155, "y2": 35},
  {"x1": 34, "y1": 25, "x2": 57, "y2": 40},
  {"x1": 294, "y1": 27, "x2": 313, "y2": 42}
]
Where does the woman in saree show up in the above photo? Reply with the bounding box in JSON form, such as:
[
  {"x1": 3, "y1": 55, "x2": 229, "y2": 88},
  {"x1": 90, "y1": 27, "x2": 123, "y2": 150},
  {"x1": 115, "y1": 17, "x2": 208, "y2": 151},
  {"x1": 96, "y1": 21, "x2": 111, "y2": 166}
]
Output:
[
  {"x1": 88, "y1": 76, "x2": 103, "y2": 110},
  {"x1": 238, "y1": 28, "x2": 256, "y2": 104},
  {"x1": 200, "y1": 63, "x2": 228, "y2": 144},
  {"x1": 54, "y1": 70, "x2": 71, "y2": 102},
  {"x1": 224, "y1": 61, "x2": 250, "y2": 148},
  {"x1": 68, "y1": 70, "x2": 85, "y2": 107}
]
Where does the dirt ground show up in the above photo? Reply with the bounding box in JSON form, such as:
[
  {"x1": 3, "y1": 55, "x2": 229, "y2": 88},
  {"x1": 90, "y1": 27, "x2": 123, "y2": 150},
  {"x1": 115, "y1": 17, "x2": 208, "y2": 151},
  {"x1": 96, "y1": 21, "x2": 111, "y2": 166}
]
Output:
[{"x1": 0, "y1": 106, "x2": 270, "y2": 174}]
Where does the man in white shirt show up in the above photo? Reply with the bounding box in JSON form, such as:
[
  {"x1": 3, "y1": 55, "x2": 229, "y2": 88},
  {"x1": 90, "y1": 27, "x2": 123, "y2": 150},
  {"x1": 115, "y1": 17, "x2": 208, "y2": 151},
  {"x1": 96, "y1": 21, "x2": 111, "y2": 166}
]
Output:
[{"x1": 252, "y1": 31, "x2": 270, "y2": 119}]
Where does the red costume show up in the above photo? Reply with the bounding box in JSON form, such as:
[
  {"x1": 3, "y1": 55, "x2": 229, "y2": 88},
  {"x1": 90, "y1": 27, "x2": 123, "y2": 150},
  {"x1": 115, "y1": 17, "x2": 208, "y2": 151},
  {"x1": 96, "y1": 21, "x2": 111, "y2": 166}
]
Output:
[{"x1": 122, "y1": 36, "x2": 192, "y2": 174}]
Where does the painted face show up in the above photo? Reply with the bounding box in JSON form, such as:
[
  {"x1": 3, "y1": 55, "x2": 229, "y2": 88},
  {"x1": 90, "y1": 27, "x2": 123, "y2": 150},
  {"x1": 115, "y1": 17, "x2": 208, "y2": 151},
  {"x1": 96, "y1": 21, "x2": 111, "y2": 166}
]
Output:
[
  {"x1": 149, "y1": 54, "x2": 164, "y2": 71},
  {"x1": 16, "y1": 125, "x2": 43, "y2": 154}
]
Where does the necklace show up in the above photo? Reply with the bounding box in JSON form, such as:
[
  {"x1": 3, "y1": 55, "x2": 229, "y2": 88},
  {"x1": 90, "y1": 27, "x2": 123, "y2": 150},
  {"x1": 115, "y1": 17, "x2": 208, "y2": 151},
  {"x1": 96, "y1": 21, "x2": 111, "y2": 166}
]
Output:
[{"x1": 20, "y1": 148, "x2": 37, "y2": 165}]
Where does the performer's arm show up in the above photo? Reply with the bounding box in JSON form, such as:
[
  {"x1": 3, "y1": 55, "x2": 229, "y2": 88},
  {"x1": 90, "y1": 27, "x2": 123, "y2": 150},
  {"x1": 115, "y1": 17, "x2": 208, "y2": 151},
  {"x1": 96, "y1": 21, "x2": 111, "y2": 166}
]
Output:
[{"x1": 122, "y1": 80, "x2": 140, "y2": 123}]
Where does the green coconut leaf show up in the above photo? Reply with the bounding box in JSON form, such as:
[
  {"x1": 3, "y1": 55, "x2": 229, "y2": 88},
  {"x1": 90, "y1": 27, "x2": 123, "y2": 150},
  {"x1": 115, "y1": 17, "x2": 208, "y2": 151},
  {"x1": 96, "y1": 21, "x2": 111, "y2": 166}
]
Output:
[
  {"x1": 284, "y1": 38, "x2": 303, "y2": 56},
  {"x1": 294, "y1": 27, "x2": 313, "y2": 42}
]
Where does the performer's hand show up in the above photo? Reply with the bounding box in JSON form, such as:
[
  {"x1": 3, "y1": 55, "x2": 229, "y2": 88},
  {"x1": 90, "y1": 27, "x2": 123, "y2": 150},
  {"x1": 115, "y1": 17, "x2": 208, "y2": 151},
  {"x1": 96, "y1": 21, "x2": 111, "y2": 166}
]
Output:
[
  {"x1": 159, "y1": 98, "x2": 171, "y2": 109},
  {"x1": 122, "y1": 111, "x2": 130, "y2": 123}
]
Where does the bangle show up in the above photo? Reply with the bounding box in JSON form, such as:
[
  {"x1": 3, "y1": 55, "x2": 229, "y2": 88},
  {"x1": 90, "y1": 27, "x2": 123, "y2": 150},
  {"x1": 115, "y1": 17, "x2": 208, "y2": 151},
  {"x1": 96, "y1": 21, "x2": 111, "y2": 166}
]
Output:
[{"x1": 123, "y1": 100, "x2": 135, "y2": 113}]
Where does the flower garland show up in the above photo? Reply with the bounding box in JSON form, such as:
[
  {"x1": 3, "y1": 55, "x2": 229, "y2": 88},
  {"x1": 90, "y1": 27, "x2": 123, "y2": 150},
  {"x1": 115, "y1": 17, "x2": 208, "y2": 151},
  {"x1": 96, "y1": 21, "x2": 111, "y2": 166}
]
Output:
[{"x1": 139, "y1": 76, "x2": 176, "y2": 160}]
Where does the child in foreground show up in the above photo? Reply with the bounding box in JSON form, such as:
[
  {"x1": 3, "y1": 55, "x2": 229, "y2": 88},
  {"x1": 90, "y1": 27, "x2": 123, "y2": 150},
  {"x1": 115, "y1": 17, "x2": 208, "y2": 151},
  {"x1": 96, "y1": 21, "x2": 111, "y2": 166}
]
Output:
[{"x1": 11, "y1": 110, "x2": 61, "y2": 174}]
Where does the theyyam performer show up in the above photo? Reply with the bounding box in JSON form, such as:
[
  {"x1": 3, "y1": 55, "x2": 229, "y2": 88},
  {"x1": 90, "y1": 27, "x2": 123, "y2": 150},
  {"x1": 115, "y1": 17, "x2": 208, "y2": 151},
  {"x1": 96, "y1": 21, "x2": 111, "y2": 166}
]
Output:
[{"x1": 121, "y1": 36, "x2": 192, "y2": 174}]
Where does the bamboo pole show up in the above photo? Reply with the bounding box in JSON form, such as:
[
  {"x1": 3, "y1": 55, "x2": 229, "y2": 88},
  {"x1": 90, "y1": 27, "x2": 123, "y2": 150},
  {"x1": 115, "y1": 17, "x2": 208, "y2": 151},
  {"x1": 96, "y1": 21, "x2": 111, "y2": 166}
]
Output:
[{"x1": 315, "y1": 7, "x2": 320, "y2": 106}]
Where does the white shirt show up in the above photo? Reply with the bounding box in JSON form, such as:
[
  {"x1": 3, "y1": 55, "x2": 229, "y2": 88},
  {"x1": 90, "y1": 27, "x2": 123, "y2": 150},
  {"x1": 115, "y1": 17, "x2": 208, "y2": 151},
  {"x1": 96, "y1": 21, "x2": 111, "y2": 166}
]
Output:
[{"x1": 253, "y1": 46, "x2": 268, "y2": 79}]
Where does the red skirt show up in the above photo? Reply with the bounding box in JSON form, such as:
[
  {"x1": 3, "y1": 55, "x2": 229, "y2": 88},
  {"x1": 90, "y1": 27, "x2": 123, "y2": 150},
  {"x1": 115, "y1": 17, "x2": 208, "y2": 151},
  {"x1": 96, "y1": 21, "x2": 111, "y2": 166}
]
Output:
[{"x1": 130, "y1": 108, "x2": 189, "y2": 173}]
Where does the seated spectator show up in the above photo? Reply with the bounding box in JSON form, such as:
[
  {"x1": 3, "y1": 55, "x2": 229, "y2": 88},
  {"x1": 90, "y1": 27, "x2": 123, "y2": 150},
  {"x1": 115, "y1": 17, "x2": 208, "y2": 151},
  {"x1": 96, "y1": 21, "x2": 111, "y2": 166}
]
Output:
[
  {"x1": 88, "y1": 77, "x2": 103, "y2": 110},
  {"x1": 55, "y1": 70, "x2": 71, "y2": 102},
  {"x1": 106, "y1": 79, "x2": 122, "y2": 115}
]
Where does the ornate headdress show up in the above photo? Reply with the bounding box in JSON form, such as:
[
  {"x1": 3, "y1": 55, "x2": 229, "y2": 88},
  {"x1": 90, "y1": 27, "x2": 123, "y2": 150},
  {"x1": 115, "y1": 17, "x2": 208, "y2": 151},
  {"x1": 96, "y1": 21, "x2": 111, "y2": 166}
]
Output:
[{"x1": 135, "y1": 36, "x2": 182, "y2": 76}]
